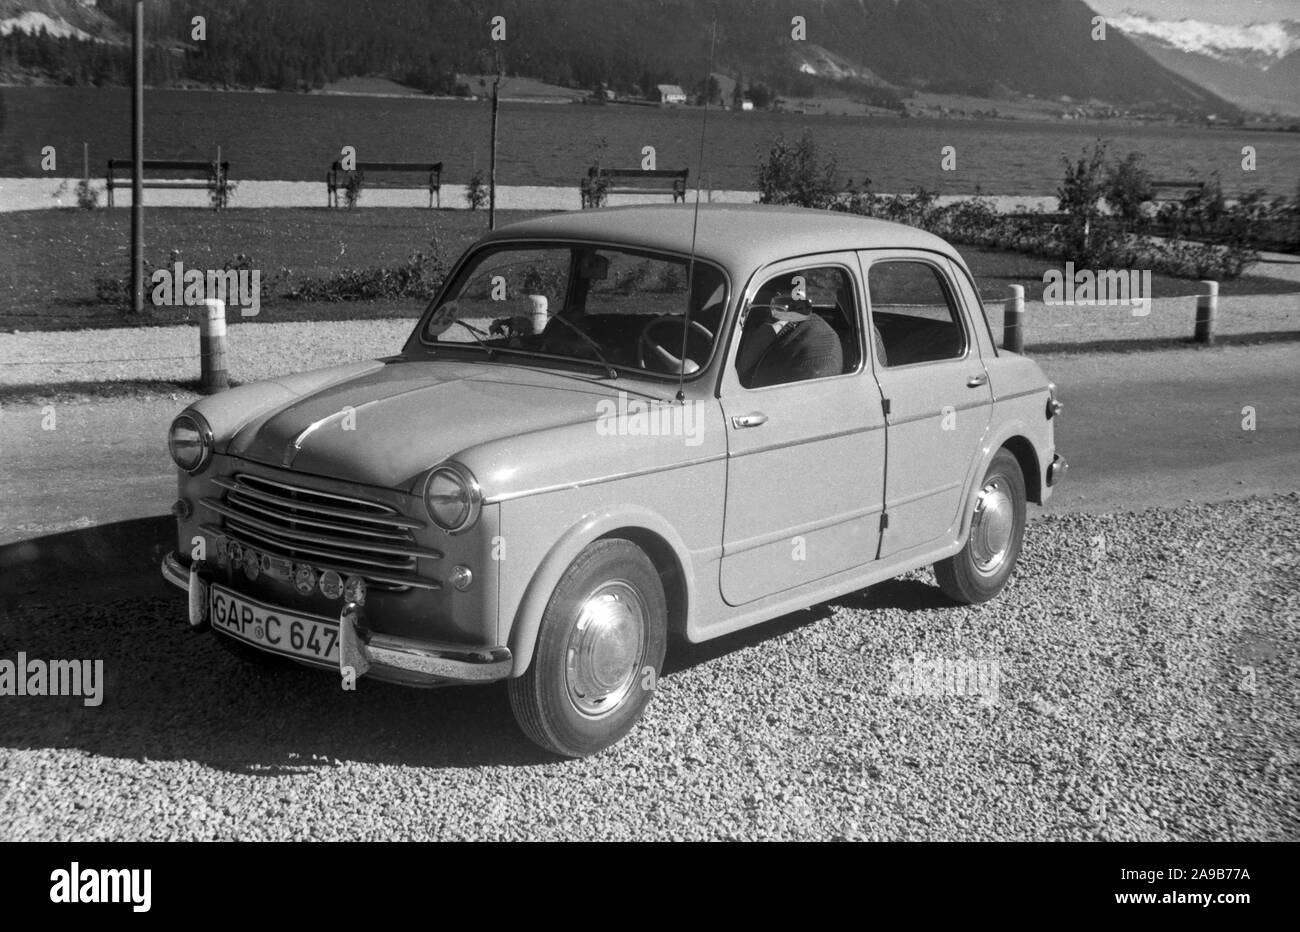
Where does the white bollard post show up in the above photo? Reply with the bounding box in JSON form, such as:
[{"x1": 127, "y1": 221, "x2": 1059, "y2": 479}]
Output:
[
  {"x1": 1004, "y1": 284, "x2": 1025, "y2": 353},
  {"x1": 1195, "y1": 280, "x2": 1218, "y2": 345},
  {"x1": 200, "y1": 298, "x2": 229, "y2": 393}
]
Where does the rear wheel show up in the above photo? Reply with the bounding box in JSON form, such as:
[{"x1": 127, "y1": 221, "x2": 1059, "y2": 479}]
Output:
[
  {"x1": 508, "y1": 539, "x2": 667, "y2": 758},
  {"x1": 934, "y1": 449, "x2": 1026, "y2": 604}
]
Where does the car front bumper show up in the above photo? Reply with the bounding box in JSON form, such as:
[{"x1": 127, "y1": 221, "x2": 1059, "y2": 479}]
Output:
[{"x1": 162, "y1": 551, "x2": 512, "y2": 686}]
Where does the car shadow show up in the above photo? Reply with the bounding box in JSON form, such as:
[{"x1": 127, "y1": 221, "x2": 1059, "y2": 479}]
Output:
[
  {"x1": 0, "y1": 518, "x2": 551, "y2": 771},
  {"x1": 664, "y1": 577, "x2": 954, "y2": 675},
  {"x1": 1, "y1": 519, "x2": 953, "y2": 772}
]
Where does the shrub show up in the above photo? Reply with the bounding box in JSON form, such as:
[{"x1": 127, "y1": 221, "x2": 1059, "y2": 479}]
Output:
[
  {"x1": 755, "y1": 131, "x2": 838, "y2": 209},
  {"x1": 465, "y1": 169, "x2": 488, "y2": 210},
  {"x1": 1057, "y1": 140, "x2": 1109, "y2": 253},
  {"x1": 1104, "y1": 152, "x2": 1154, "y2": 229},
  {"x1": 75, "y1": 178, "x2": 98, "y2": 210},
  {"x1": 287, "y1": 240, "x2": 446, "y2": 302},
  {"x1": 344, "y1": 171, "x2": 364, "y2": 209}
]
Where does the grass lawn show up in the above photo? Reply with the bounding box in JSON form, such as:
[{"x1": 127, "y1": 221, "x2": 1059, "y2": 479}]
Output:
[{"x1": 1, "y1": 207, "x2": 1295, "y2": 332}]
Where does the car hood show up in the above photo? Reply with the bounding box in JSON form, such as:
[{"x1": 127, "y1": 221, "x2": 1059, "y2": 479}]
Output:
[{"x1": 224, "y1": 359, "x2": 657, "y2": 492}]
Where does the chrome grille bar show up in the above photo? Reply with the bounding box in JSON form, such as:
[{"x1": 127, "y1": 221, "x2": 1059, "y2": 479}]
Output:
[
  {"x1": 211, "y1": 476, "x2": 424, "y2": 530},
  {"x1": 201, "y1": 523, "x2": 441, "y2": 591},
  {"x1": 204, "y1": 472, "x2": 442, "y2": 592}
]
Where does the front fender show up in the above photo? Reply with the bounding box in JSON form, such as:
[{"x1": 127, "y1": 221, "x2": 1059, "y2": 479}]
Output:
[
  {"x1": 505, "y1": 503, "x2": 697, "y2": 677},
  {"x1": 958, "y1": 416, "x2": 1050, "y2": 542}
]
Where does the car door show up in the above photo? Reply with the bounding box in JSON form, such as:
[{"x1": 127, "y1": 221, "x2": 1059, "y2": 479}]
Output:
[
  {"x1": 718, "y1": 254, "x2": 886, "y2": 606},
  {"x1": 860, "y1": 250, "x2": 993, "y2": 560}
]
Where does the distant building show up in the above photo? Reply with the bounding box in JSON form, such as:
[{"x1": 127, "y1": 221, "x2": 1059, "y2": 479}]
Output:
[{"x1": 656, "y1": 84, "x2": 687, "y2": 105}]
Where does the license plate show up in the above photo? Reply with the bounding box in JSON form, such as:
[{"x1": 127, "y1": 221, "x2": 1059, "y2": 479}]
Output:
[{"x1": 209, "y1": 584, "x2": 340, "y2": 664}]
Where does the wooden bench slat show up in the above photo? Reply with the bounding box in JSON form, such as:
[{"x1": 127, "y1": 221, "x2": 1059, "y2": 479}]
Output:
[
  {"x1": 108, "y1": 159, "x2": 228, "y2": 172},
  {"x1": 330, "y1": 161, "x2": 442, "y2": 173},
  {"x1": 600, "y1": 169, "x2": 688, "y2": 180}
]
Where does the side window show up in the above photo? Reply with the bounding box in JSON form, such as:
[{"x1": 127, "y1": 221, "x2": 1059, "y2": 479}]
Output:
[
  {"x1": 866, "y1": 261, "x2": 967, "y2": 367},
  {"x1": 734, "y1": 266, "x2": 859, "y2": 389}
]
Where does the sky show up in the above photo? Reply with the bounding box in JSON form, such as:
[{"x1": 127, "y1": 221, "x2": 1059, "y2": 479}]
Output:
[{"x1": 1089, "y1": 0, "x2": 1300, "y2": 24}]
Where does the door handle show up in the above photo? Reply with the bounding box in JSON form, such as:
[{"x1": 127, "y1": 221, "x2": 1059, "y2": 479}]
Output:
[
  {"x1": 731, "y1": 413, "x2": 768, "y2": 429},
  {"x1": 966, "y1": 373, "x2": 988, "y2": 388}
]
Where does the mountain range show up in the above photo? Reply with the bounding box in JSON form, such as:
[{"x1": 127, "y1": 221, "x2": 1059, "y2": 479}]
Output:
[
  {"x1": 2, "y1": 0, "x2": 1286, "y2": 118},
  {"x1": 1111, "y1": 10, "x2": 1300, "y2": 117}
]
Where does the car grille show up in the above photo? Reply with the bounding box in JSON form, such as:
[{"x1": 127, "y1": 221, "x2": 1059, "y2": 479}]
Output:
[{"x1": 200, "y1": 473, "x2": 441, "y2": 591}]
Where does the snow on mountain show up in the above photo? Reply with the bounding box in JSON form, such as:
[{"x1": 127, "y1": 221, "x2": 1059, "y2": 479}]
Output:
[
  {"x1": 0, "y1": 10, "x2": 92, "y2": 39},
  {"x1": 1110, "y1": 11, "x2": 1300, "y2": 69}
]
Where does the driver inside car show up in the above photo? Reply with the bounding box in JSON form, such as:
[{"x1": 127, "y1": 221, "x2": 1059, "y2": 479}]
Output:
[{"x1": 736, "y1": 276, "x2": 843, "y2": 389}]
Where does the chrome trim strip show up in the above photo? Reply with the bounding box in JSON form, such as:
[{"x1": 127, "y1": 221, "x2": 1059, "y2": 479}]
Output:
[
  {"x1": 992, "y1": 388, "x2": 1044, "y2": 404},
  {"x1": 201, "y1": 498, "x2": 443, "y2": 560},
  {"x1": 726, "y1": 423, "x2": 884, "y2": 458},
  {"x1": 885, "y1": 402, "x2": 986, "y2": 428},
  {"x1": 483, "y1": 451, "x2": 728, "y2": 505},
  {"x1": 887, "y1": 480, "x2": 963, "y2": 509},
  {"x1": 283, "y1": 413, "x2": 341, "y2": 468},
  {"x1": 723, "y1": 502, "x2": 885, "y2": 556}
]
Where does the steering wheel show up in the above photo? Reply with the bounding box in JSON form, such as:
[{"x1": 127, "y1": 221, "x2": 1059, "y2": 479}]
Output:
[{"x1": 637, "y1": 316, "x2": 714, "y2": 374}]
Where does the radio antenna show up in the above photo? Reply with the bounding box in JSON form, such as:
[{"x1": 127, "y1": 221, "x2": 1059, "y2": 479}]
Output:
[{"x1": 677, "y1": 15, "x2": 718, "y2": 402}]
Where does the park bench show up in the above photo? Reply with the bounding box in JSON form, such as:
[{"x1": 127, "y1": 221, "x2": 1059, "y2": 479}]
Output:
[
  {"x1": 106, "y1": 159, "x2": 231, "y2": 208},
  {"x1": 326, "y1": 161, "x2": 443, "y2": 208},
  {"x1": 581, "y1": 168, "x2": 688, "y2": 208}
]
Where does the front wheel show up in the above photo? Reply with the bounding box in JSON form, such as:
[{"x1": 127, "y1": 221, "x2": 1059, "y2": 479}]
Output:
[
  {"x1": 508, "y1": 539, "x2": 667, "y2": 757},
  {"x1": 934, "y1": 449, "x2": 1026, "y2": 604}
]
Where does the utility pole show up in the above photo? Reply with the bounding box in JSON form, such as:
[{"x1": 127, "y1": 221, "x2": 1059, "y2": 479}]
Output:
[
  {"x1": 489, "y1": 48, "x2": 502, "y2": 231},
  {"x1": 130, "y1": 0, "x2": 144, "y2": 314}
]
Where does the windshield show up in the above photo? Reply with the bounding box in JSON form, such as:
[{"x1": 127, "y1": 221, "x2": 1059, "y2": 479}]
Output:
[{"x1": 419, "y1": 244, "x2": 728, "y2": 378}]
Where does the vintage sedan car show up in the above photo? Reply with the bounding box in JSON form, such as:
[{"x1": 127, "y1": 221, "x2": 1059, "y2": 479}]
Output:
[{"x1": 162, "y1": 204, "x2": 1065, "y2": 757}]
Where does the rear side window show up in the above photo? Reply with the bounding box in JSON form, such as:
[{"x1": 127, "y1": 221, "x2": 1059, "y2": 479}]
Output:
[{"x1": 866, "y1": 261, "x2": 967, "y2": 367}]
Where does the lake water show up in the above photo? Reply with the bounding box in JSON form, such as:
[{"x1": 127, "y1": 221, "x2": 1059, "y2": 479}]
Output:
[{"x1": 2, "y1": 86, "x2": 1298, "y2": 198}]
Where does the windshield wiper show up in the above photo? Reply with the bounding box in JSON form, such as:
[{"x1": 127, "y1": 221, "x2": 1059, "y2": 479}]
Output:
[
  {"x1": 542, "y1": 314, "x2": 619, "y2": 379},
  {"x1": 438, "y1": 319, "x2": 497, "y2": 357}
]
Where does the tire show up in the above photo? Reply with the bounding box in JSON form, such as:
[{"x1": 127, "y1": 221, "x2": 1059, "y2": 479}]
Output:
[
  {"x1": 934, "y1": 448, "x2": 1026, "y2": 604},
  {"x1": 508, "y1": 539, "x2": 667, "y2": 758}
]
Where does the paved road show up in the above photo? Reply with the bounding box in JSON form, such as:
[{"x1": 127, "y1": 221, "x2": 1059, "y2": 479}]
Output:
[
  {"x1": 0, "y1": 341, "x2": 1296, "y2": 603},
  {"x1": 2, "y1": 343, "x2": 1297, "y2": 548}
]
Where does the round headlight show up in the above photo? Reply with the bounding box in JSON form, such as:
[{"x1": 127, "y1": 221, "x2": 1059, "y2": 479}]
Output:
[
  {"x1": 423, "y1": 464, "x2": 482, "y2": 534},
  {"x1": 168, "y1": 412, "x2": 213, "y2": 474}
]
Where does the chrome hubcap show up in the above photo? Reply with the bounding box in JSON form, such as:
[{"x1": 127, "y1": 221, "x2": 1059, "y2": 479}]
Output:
[
  {"x1": 970, "y1": 478, "x2": 1014, "y2": 574},
  {"x1": 565, "y1": 581, "x2": 646, "y2": 717}
]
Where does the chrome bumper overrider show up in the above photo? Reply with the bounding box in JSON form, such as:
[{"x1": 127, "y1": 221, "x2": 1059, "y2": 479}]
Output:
[
  {"x1": 1047, "y1": 453, "x2": 1068, "y2": 487},
  {"x1": 161, "y1": 551, "x2": 511, "y2": 685}
]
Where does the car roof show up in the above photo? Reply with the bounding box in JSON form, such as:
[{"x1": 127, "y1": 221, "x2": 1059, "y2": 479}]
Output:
[{"x1": 479, "y1": 204, "x2": 958, "y2": 271}]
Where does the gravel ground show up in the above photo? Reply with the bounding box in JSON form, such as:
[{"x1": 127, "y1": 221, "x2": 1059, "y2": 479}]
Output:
[{"x1": 1, "y1": 495, "x2": 1296, "y2": 841}]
